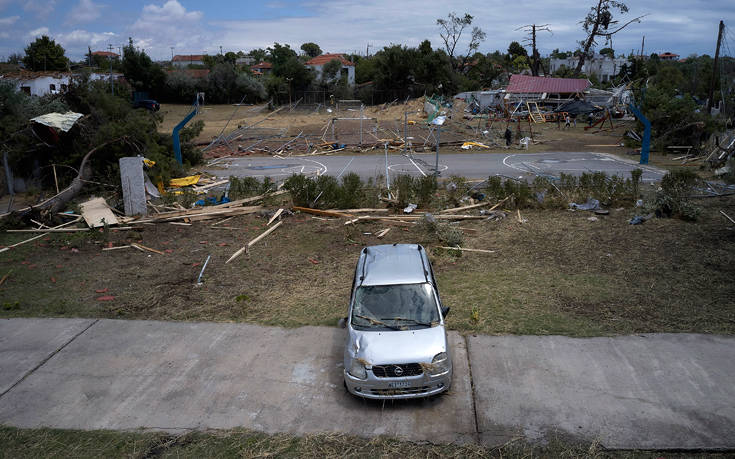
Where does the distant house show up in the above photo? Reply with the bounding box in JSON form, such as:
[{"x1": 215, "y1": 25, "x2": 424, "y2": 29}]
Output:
[
  {"x1": 92, "y1": 50, "x2": 119, "y2": 59},
  {"x1": 172, "y1": 54, "x2": 206, "y2": 68},
  {"x1": 250, "y1": 62, "x2": 272, "y2": 76},
  {"x1": 549, "y1": 53, "x2": 627, "y2": 83},
  {"x1": 505, "y1": 74, "x2": 590, "y2": 100},
  {"x1": 235, "y1": 56, "x2": 254, "y2": 66},
  {"x1": 659, "y1": 52, "x2": 680, "y2": 61},
  {"x1": 305, "y1": 53, "x2": 355, "y2": 85},
  {"x1": 2, "y1": 70, "x2": 122, "y2": 97}
]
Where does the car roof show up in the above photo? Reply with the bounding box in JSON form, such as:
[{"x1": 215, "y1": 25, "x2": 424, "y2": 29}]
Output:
[{"x1": 359, "y1": 244, "x2": 429, "y2": 286}]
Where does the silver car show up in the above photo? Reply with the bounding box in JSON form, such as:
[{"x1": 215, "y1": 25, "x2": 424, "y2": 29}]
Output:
[{"x1": 341, "y1": 243, "x2": 452, "y2": 399}]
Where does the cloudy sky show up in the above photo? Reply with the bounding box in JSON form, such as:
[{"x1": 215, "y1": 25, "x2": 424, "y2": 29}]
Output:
[{"x1": 0, "y1": 0, "x2": 731, "y2": 61}]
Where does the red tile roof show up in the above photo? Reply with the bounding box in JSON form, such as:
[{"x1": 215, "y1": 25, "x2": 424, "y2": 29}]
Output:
[
  {"x1": 506, "y1": 74, "x2": 589, "y2": 94},
  {"x1": 92, "y1": 51, "x2": 119, "y2": 58},
  {"x1": 305, "y1": 53, "x2": 354, "y2": 66},
  {"x1": 251, "y1": 62, "x2": 272, "y2": 69},
  {"x1": 172, "y1": 54, "x2": 205, "y2": 62},
  {"x1": 659, "y1": 52, "x2": 680, "y2": 58}
]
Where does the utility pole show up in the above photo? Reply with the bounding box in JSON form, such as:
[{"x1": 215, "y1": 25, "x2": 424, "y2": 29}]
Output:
[
  {"x1": 639, "y1": 36, "x2": 645, "y2": 58},
  {"x1": 706, "y1": 20, "x2": 725, "y2": 114},
  {"x1": 170, "y1": 46, "x2": 174, "y2": 62},
  {"x1": 108, "y1": 44, "x2": 115, "y2": 96},
  {"x1": 219, "y1": 45, "x2": 223, "y2": 55},
  {"x1": 366, "y1": 43, "x2": 371, "y2": 57}
]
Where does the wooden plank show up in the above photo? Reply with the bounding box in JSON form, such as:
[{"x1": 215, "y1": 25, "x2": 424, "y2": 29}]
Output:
[
  {"x1": 721, "y1": 210, "x2": 735, "y2": 224},
  {"x1": 80, "y1": 197, "x2": 119, "y2": 228},
  {"x1": 102, "y1": 245, "x2": 132, "y2": 251},
  {"x1": 333, "y1": 208, "x2": 389, "y2": 213},
  {"x1": 292, "y1": 207, "x2": 352, "y2": 218},
  {"x1": 439, "y1": 196, "x2": 510, "y2": 214},
  {"x1": 130, "y1": 243, "x2": 164, "y2": 255},
  {"x1": 267, "y1": 208, "x2": 284, "y2": 226},
  {"x1": 437, "y1": 246, "x2": 496, "y2": 254},
  {"x1": 226, "y1": 221, "x2": 283, "y2": 264},
  {"x1": 376, "y1": 228, "x2": 391, "y2": 238},
  {"x1": 0, "y1": 217, "x2": 82, "y2": 253}
]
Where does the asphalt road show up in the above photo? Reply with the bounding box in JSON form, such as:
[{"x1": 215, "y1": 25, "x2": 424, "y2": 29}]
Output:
[
  {"x1": 204, "y1": 151, "x2": 665, "y2": 183},
  {"x1": 1, "y1": 318, "x2": 734, "y2": 449}
]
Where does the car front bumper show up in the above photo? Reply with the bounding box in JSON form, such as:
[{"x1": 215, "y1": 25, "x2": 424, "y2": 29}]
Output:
[{"x1": 343, "y1": 367, "x2": 452, "y2": 399}]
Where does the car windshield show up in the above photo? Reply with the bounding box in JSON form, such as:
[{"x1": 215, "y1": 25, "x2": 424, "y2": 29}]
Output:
[{"x1": 351, "y1": 283, "x2": 439, "y2": 330}]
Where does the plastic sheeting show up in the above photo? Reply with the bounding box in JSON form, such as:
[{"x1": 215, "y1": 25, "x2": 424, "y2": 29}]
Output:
[{"x1": 30, "y1": 112, "x2": 84, "y2": 132}]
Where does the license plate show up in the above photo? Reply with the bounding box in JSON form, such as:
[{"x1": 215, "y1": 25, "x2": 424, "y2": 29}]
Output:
[{"x1": 388, "y1": 381, "x2": 410, "y2": 388}]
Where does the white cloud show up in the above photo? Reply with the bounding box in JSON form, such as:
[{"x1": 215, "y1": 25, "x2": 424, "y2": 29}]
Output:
[
  {"x1": 57, "y1": 29, "x2": 115, "y2": 48},
  {"x1": 130, "y1": 0, "x2": 208, "y2": 58},
  {"x1": 0, "y1": 15, "x2": 19, "y2": 26},
  {"x1": 66, "y1": 0, "x2": 102, "y2": 24},
  {"x1": 26, "y1": 26, "x2": 49, "y2": 38},
  {"x1": 23, "y1": 0, "x2": 56, "y2": 19}
]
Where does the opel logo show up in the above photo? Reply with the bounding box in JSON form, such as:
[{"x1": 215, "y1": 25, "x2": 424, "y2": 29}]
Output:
[{"x1": 393, "y1": 365, "x2": 403, "y2": 376}]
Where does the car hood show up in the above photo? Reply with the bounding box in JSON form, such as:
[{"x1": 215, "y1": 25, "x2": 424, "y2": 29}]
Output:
[{"x1": 348, "y1": 325, "x2": 447, "y2": 365}]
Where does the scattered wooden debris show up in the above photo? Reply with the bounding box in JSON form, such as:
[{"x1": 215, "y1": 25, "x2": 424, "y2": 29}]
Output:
[
  {"x1": 439, "y1": 196, "x2": 510, "y2": 214},
  {"x1": 516, "y1": 209, "x2": 528, "y2": 224},
  {"x1": 376, "y1": 228, "x2": 391, "y2": 238},
  {"x1": 6, "y1": 227, "x2": 135, "y2": 233},
  {"x1": 1, "y1": 217, "x2": 85, "y2": 254},
  {"x1": 130, "y1": 243, "x2": 164, "y2": 255},
  {"x1": 102, "y1": 245, "x2": 132, "y2": 251},
  {"x1": 226, "y1": 221, "x2": 283, "y2": 263},
  {"x1": 721, "y1": 210, "x2": 735, "y2": 225},
  {"x1": 437, "y1": 246, "x2": 496, "y2": 254},
  {"x1": 292, "y1": 206, "x2": 352, "y2": 218},
  {"x1": 267, "y1": 208, "x2": 284, "y2": 226}
]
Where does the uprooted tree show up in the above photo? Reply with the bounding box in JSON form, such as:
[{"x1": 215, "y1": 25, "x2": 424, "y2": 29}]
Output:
[{"x1": 575, "y1": 0, "x2": 646, "y2": 76}]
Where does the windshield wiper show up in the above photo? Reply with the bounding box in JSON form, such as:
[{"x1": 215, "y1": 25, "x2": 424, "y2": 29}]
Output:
[
  {"x1": 354, "y1": 314, "x2": 402, "y2": 330},
  {"x1": 382, "y1": 317, "x2": 438, "y2": 327}
]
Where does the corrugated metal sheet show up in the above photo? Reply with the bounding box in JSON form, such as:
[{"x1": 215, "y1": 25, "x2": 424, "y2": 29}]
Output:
[{"x1": 506, "y1": 74, "x2": 590, "y2": 94}]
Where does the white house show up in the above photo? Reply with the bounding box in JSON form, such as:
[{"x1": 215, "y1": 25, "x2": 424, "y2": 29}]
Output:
[
  {"x1": 172, "y1": 54, "x2": 206, "y2": 68},
  {"x1": 549, "y1": 53, "x2": 628, "y2": 83},
  {"x1": 2, "y1": 71, "x2": 123, "y2": 97},
  {"x1": 305, "y1": 53, "x2": 355, "y2": 85}
]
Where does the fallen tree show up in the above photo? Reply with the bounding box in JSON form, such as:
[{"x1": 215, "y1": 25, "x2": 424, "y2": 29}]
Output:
[{"x1": 4, "y1": 136, "x2": 128, "y2": 221}]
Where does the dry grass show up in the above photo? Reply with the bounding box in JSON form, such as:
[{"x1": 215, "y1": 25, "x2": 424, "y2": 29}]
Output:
[
  {"x1": 1, "y1": 193, "x2": 734, "y2": 336},
  {"x1": 4, "y1": 426, "x2": 728, "y2": 458}
]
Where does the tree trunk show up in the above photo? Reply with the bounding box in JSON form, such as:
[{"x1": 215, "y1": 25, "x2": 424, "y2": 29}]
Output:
[{"x1": 7, "y1": 137, "x2": 126, "y2": 219}]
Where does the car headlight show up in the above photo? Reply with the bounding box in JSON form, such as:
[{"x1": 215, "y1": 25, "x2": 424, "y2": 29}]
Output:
[
  {"x1": 349, "y1": 359, "x2": 367, "y2": 379},
  {"x1": 430, "y1": 352, "x2": 450, "y2": 375}
]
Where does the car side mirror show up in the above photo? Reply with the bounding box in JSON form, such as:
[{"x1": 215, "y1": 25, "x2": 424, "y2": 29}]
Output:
[
  {"x1": 338, "y1": 317, "x2": 348, "y2": 328},
  {"x1": 442, "y1": 307, "x2": 450, "y2": 318}
]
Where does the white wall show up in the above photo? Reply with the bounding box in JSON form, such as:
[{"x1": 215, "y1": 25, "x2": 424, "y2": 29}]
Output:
[
  {"x1": 14, "y1": 73, "x2": 121, "y2": 97},
  {"x1": 308, "y1": 63, "x2": 355, "y2": 85}
]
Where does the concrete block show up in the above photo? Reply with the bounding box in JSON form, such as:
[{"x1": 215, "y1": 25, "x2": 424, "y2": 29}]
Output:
[{"x1": 119, "y1": 157, "x2": 147, "y2": 216}]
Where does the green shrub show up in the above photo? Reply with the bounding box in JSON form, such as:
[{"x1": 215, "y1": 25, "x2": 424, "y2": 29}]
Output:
[
  {"x1": 337, "y1": 173, "x2": 364, "y2": 209},
  {"x1": 413, "y1": 175, "x2": 437, "y2": 208},
  {"x1": 228, "y1": 176, "x2": 261, "y2": 200},
  {"x1": 436, "y1": 223, "x2": 464, "y2": 247},
  {"x1": 393, "y1": 174, "x2": 415, "y2": 208},
  {"x1": 654, "y1": 169, "x2": 701, "y2": 220}
]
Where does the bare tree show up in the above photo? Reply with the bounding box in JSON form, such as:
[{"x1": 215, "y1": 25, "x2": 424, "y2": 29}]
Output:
[
  {"x1": 437, "y1": 12, "x2": 486, "y2": 71},
  {"x1": 574, "y1": 1, "x2": 646, "y2": 76},
  {"x1": 517, "y1": 24, "x2": 552, "y2": 76}
]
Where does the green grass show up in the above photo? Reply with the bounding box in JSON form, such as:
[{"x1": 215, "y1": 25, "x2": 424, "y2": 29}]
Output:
[{"x1": 2, "y1": 426, "x2": 729, "y2": 459}]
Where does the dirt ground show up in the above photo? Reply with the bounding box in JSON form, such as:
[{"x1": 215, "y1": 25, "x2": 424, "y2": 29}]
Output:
[
  {"x1": 2, "y1": 193, "x2": 733, "y2": 337},
  {"x1": 158, "y1": 101, "x2": 636, "y2": 159}
]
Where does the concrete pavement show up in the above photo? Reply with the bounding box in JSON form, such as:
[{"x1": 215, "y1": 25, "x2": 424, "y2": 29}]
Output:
[
  {"x1": 204, "y1": 151, "x2": 664, "y2": 183},
  {"x1": 1, "y1": 318, "x2": 734, "y2": 449}
]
